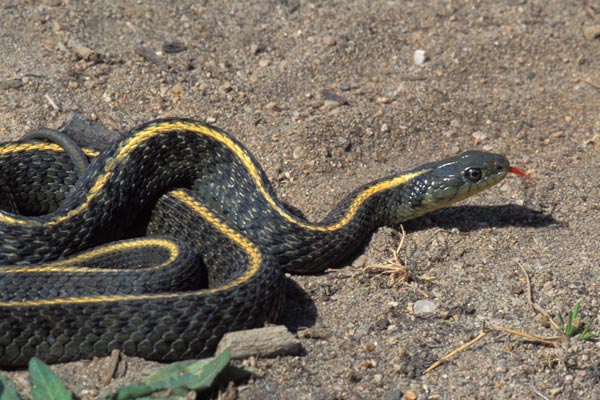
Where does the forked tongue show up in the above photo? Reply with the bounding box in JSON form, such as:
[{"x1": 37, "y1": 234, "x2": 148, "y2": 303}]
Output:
[{"x1": 509, "y1": 166, "x2": 535, "y2": 185}]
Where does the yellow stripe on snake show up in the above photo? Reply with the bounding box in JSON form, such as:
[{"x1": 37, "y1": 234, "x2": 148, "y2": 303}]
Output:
[{"x1": 0, "y1": 118, "x2": 515, "y2": 367}]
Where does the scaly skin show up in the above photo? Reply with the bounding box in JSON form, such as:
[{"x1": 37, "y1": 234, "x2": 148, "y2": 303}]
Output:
[{"x1": 0, "y1": 118, "x2": 509, "y2": 366}]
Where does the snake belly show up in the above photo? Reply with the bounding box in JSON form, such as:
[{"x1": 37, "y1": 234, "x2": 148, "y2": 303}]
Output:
[{"x1": 0, "y1": 118, "x2": 510, "y2": 367}]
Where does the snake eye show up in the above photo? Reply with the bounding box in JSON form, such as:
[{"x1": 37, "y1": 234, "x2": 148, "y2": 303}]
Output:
[{"x1": 464, "y1": 168, "x2": 482, "y2": 182}]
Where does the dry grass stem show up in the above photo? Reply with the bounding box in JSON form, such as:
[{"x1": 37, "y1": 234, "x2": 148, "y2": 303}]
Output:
[
  {"x1": 362, "y1": 224, "x2": 411, "y2": 285},
  {"x1": 423, "y1": 331, "x2": 488, "y2": 374},
  {"x1": 518, "y1": 263, "x2": 563, "y2": 332},
  {"x1": 489, "y1": 324, "x2": 564, "y2": 346},
  {"x1": 574, "y1": 75, "x2": 600, "y2": 90}
]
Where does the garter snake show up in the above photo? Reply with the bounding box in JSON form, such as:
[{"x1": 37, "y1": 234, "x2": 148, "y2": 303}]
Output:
[{"x1": 0, "y1": 118, "x2": 516, "y2": 367}]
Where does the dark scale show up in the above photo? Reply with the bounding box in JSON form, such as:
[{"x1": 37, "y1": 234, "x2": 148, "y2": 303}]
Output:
[
  {"x1": 0, "y1": 118, "x2": 512, "y2": 366},
  {"x1": 406, "y1": 174, "x2": 431, "y2": 209}
]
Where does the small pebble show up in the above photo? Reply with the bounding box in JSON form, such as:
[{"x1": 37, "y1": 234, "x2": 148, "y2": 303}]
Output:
[
  {"x1": 472, "y1": 131, "x2": 487, "y2": 143},
  {"x1": 43, "y1": 0, "x2": 63, "y2": 6},
  {"x1": 1, "y1": 79, "x2": 24, "y2": 90},
  {"x1": 277, "y1": 171, "x2": 292, "y2": 182},
  {"x1": 354, "y1": 323, "x2": 371, "y2": 339},
  {"x1": 292, "y1": 146, "x2": 304, "y2": 159},
  {"x1": 321, "y1": 89, "x2": 348, "y2": 105},
  {"x1": 374, "y1": 318, "x2": 389, "y2": 331},
  {"x1": 159, "y1": 85, "x2": 168, "y2": 97},
  {"x1": 348, "y1": 371, "x2": 363, "y2": 383},
  {"x1": 413, "y1": 299, "x2": 437, "y2": 314},
  {"x1": 322, "y1": 100, "x2": 342, "y2": 111},
  {"x1": 405, "y1": 390, "x2": 417, "y2": 400},
  {"x1": 583, "y1": 25, "x2": 600, "y2": 40},
  {"x1": 339, "y1": 82, "x2": 350, "y2": 91},
  {"x1": 250, "y1": 43, "x2": 263, "y2": 54},
  {"x1": 337, "y1": 137, "x2": 351, "y2": 151},
  {"x1": 135, "y1": 46, "x2": 166, "y2": 68},
  {"x1": 162, "y1": 39, "x2": 187, "y2": 54},
  {"x1": 50, "y1": 20, "x2": 62, "y2": 33},
  {"x1": 381, "y1": 123, "x2": 390, "y2": 133},
  {"x1": 549, "y1": 387, "x2": 563, "y2": 396},
  {"x1": 442, "y1": 130, "x2": 455, "y2": 138},
  {"x1": 386, "y1": 301, "x2": 399, "y2": 310},
  {"x1": 383, "y1": 389, "x2": 403, "y2": 400},
  {"x1": 79, "y1": 388, "x2": 99, "y2": 398},
  {"x1": 219, "y1": 82, "x2": 232, "y2": 93},
  {"x1": 496, "y1": 358, "x2": 508, "y2": 373},
  {"x1": 322, "y1": 35, "x2": 337, "y2": 46},
  {"x1": 352, "y1": 254, "x2": 368, "y2": 268},
  {"x1": 265, "y1": 101, "x2": 283, "y2": 112},
  {"x1": 413, "y1": 49, "x2": 427, "y2": 65},
  {"x1": 171, "y1": 83, "x2": 183, "y2": 95}
]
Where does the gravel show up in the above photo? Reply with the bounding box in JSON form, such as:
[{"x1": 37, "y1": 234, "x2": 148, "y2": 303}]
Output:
[{"x1": 1, "y1": 1, "x2": 599, "y2": 399}]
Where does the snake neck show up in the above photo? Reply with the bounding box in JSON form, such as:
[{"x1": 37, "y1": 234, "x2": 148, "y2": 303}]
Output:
[
  {"x1": 245, "y1": 169, "x2": 432, "y2": 274},
  {"x1": 321, "y1": 169, "x2": 433, "y2": 227}
]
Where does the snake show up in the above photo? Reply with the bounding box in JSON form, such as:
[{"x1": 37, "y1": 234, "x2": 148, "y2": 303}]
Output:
[{"x1": 0, "y1": 118, "x2": 525, "y2": 367}]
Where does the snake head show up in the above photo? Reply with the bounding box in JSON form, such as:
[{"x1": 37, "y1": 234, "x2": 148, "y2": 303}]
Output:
[
  {"x1": 424, "y1": 150, "x2": 510, "y2": 207},
  {"x1": 383, "y1": 150, "x2": 511, "y2": 224}
]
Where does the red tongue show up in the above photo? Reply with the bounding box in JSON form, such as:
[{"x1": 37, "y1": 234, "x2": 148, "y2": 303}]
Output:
[
  {"x1": 508, "y1": 166, "x2": 527, "y2": 176},
  {"x1": 509, "y1": 166, "x2": 535, "y2": 185}
]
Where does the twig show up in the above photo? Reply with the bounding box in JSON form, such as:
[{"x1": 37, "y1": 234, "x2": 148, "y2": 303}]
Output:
[
  {"x1": 489, "y1": 324, "x2": 563, "y2": 346},
  {"x1": 574, "y1": 75, "x2": 600, "y2": 90},
  {"x1": 44, "y1": 93, "x2": 60, "y2": 111},
  {"x1": 102, "y1": 349, "x2": 121, "y2": 385},
  {"x1": 362, "y1": 225, "x2": 411, "y2": 285},
  {"x1": 422, "y1": 264, "x2": 570, "y2": 375},
  {"x1": 66, "y1": 38, "x2": 104, "y2": 62},
  {"x1": 423, "y1": 330, "x2": 488, "y2": 374},
  {"x1": 518, "y1": 263, "x2": 562, "y2": 332},
  {"x1": 585, "y1": 5, "x2": 598, "y2": 21},
  {"x1": 530, "y1": 384, "x2": 550, "y2": 400}
]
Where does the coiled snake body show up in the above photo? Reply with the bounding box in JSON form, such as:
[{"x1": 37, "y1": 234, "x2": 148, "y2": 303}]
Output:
[{"x1": 0, "y1": 118, "x2": 511, "y2": 367}]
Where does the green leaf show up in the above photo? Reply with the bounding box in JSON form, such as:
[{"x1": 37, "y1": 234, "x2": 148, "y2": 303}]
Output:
[
  {"x1": 102, "y1": 350, "x2": 254, "y2": 400},
  {"x1": 159, "y1": 349, "x2": 231, "y2": 391},
  {"x1": 556, "y1": 312, "x2": 565, "y2": 329},
  {"x1": 0, "y1": 374, "x2": 21, "y2": 400},
  {"x1": 28, "y1": 358, "x2": 73, "y2": 400},
  {"x1": 579, "y1": 315, "x2": 599, "y2": 341},
  {"x1": 573, "y1": 301, "x2": 581, "y2": 319},
  {"x1": 107, "y1": 350, "x2": 238, "y2": 400}
]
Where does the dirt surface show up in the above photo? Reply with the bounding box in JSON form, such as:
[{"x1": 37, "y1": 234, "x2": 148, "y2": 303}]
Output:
[{"x1": 1, "y1": 1, "x2": 600, "y2": 399}]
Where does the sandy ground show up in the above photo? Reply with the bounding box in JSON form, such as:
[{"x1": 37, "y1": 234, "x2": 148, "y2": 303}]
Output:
[{"x1": 1, "y1": 1, "x2": 600, "y2": 399}]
